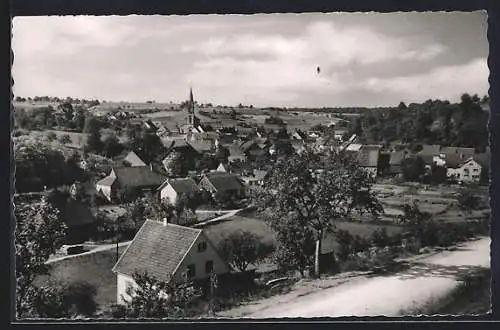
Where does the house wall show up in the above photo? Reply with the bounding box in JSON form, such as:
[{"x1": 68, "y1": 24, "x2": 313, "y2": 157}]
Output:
[
  {"x1": 173, "y1": 232, "x2": 229, "y2": 282},
  {"x1": 96, "y1": 184, "x2": 112, "y2": 201},
  {"x1": 116, "y1": 273, "x2": 138, "y2": 304},
  {"x1": 160, "y1": 184, "x2": 179, "y2": 204},
  {"x1": 447, "y1": 160, "x2": 481, "y2": 183},
  {"x1": 216, "y1": 163, "x2": 229, "y2": 172},
  {"x1": 228, "y1": 155, "x2": 247, "y2": 163}
]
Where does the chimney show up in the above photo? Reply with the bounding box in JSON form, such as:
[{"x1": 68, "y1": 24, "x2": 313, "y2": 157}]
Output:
[{"x1": 163, "y1": 218, "x2": 168, "y2": 226}]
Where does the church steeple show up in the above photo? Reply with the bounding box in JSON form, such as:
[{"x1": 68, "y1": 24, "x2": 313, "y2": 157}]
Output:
[{"x1": 188, "y1": 87, "x2": 195, "y2": 115}]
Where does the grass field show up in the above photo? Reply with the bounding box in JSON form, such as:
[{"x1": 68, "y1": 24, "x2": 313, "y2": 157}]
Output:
[
  {"x1": 202, "y1": 215, "x2": 406, "y2": 255},
  {"x1": 36, "y1": 246, "x2": 128, "y2": 310}
]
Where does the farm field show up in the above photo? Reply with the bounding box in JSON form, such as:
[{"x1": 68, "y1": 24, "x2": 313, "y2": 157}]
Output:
[
  {"x1": 15, "y1": 129, "x2": 89, "y2": 149},
  {"x1": 90, "y1": 101, "x2": 179, "y2": 113},
  {"x1": 13, "y1": 101, "x2": 60, "y2": 110}
]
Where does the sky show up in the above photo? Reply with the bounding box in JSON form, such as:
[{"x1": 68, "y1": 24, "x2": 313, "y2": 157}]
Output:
[{"x1": 12, "y1": 12, "x2": 489, "y2": 108}]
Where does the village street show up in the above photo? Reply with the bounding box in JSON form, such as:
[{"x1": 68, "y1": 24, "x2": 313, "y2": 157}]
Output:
[{"x1": 218, "y1": 236, "x2": 490, "y2": 318}]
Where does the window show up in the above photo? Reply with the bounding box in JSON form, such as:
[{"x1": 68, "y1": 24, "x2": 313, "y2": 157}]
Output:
[
  {"x1": 198, "y1": 241, "x2": 207, "y2": 252},
  {"x1": 473, "y1": 168, "x2": 479, "y2": 172},
  {"x1": 186, "y1": 264, "x2": 196, "y2": 279},
  {"x1": 205, "y1": 260, "x2": 214, "y2": 274}
]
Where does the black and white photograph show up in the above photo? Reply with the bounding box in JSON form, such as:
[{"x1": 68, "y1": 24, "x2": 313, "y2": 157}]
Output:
[{"x1": 11, "y1": 12, "x2": 491, "y2": 319}]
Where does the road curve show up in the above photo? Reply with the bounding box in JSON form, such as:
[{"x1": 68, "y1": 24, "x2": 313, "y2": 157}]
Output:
[{"x1": 219, "y1": 237, "x2": 490, "y2": 318}]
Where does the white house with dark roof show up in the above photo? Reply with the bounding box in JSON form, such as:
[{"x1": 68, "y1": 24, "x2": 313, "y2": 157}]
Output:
[
  {"x1": 112, "y1": 220, "x2": 229, "y2": 304},
  {"x1": 446, "y1": 157, "x2": 482, "y2": 183},
  {"x1": 95, "y1": 166, "x2": 166, "y2": 201},
  {"x1": 158, "y1": 178, "x2": 200, "y2": 205}
]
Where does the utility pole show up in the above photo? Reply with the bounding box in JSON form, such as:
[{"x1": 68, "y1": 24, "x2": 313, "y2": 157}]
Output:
[
  {"x1": 115, "y1": 216, "x2": 121, "y2": 262},
  {"x1": 209, "y1": 273, "x2": 218, "y2": 316}
]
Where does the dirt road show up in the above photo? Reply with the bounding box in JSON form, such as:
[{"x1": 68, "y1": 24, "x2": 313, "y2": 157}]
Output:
[{"x1": 218, "y1": 237, "x2": 490, "y2": 318}]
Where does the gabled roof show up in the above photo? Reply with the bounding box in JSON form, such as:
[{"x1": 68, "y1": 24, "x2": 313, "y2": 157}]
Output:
[
  {"x1": 441, "y1": 147, "x2": 475, "y2": 157},
  {"x1": 389, "y1": 150, "x2": 407, "y2": 166},
  {"x1": 123, "y1": 151, "x2": 147, "y2": 167},
  {"x1": 189, "y1": 140, "x2": 214, "y2": 153},
  {"x1": 240, "y1": 140, "x2": 258, "y2": 152},
  {"x1": 202, "y1": 172, "x2": 244, "y2": 192},
  {"x1": 419, "y1": 144, "x2": 442, "y2": 155},
  {"x1": 112, "y1": 221, "x2": 202, "y2": 282},
  {"x1": 228, "y1": 145, "x2": 246, "y2": 157},
  {"x1": 112, "y1": 166, "x2": 166, "y2": 188},
  {"x1": 96, "y1": 175, "x2": 116, "y2": 187},
  {"x1": 158, "y1": 178, "x2": 199, "y2": 194},
  {"x1": 345, "y1": 143, "x2": 363, "y2": 152},
  {"x1": 446, "y1": 154, "x2": 479, "y2": 169}
]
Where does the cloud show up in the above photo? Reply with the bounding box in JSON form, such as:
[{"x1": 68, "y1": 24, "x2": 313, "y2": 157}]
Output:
[
  {"x1": 11, "y1": 14, "x2": 487, "y2": 107},
  {"x1": 361, "y1": 58, "x2": 489, "y2": 102},
  {"x1": 183, "y1": 21, "x2": 447, "y2": 66}
]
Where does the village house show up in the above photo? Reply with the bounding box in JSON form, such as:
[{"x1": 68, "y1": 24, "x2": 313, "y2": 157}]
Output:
[
  {"x1": 143, "y1": 119, "x2": 158, "y2": 132},
  {"x1": 240, "y1": 169, "x2": 269, "y2": 187},
  {"x1": 161, "y1": 138, "x2": 199, "y2": 174},
  {"x1": 96, "y1": 166, "x2": 166, "y2": 202},
  {"x1": 112, "y1": 220, "x2": 229, "y2": 304},
  {"x1": 388, "y1": 150, "x2": 409, "y2": 177},
  {"x1": 114, "y1": 150, "x2": 147, "y2": 167},
  {"x1": 198, "y1": 172, "x2": 245, "y2": 201},
  {"x1": 446, "y1": 157, "x2": 482, "y2": 183},
  {"x1": 189, "y1": 140, "x2": 215, "y2": 154},
  {"x1": 357, "y1": 145, "x2": 383, "y2": 178},
  {"x1": 291, "y1": 129, "x2": 307, "y2": 141},
  {"x1": 215, "y1": 162, "x2": 230, "y2": 173},
  {"x1": 155, "y1": 124, "x2": 170, "y2": 138},
  {"x1": 158, "y1": 178, "x2": 200, "y2": 205},
  {"x1": 227, "y1": 144, "x2": 247, "y2": 163}
]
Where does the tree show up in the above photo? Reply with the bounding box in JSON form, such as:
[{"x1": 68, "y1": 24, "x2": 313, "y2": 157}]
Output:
[
  {"x1": 101, "y1": 134, "x2": 123, "y2": 158},
  {"x1": 218, "y1": 230, "x2": 275, "y2": 272},
  {"x1": 457, "y1": 188, "x2": 480, "y2": 214},
  {"x1": 46, "y1": 131, "x2": 57, "y2": 142},
  {"x1": 15, "y1": 197, "x2": 67, "y2": 318},
  {"x1": 182, "y1": 190, "x2": 204, "y2": 214},
  {"x1": 72, "y1": 106, "x2": 86, "y2": 132},
  {"x1": 34, "y1": 281, "x2": 98, "y2": 318},
  {"x1": 215, "y1": 146, "x2": 230, "y2": 164},
  {"x1": 401, "y1": 156, "x2": 426, "y2": 182},
  {"x1": 429, "y1": 164, "x2": 447, "y2": 185},
  {"x1": 118, "y1": 272, "x2": 198, "y2": 318},
  {"x1": 15, "y1": 140, "x2": 70, "y2": 192},
  {"x1": 58, "y1": 134, "x2": 72, "y2": 145},
  {"x1": 84, "y1": 116, "x2": 103, "y2": 153},
  {"x1": 398, "y1": 202, "x2": 439, "y2": 246},
  {"x1": 252, "y1": 149, "x2": 382, "y2": 277}
]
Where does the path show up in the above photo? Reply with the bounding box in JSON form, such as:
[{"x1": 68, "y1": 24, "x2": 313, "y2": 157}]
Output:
[
  {"x1": 193, "y1": 209, "x2": 243, "y2": 228},
  {"x1": 218, "y1": 237, "x2": 490, "y2": 318},
  {"x1": 46, "y1": 241, "x2": 132, "y2": 264}
]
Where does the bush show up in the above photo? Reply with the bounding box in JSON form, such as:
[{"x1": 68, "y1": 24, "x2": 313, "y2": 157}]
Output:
[{"x1": 46, "y1": 131, "x2": 57, "y2": 141}]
